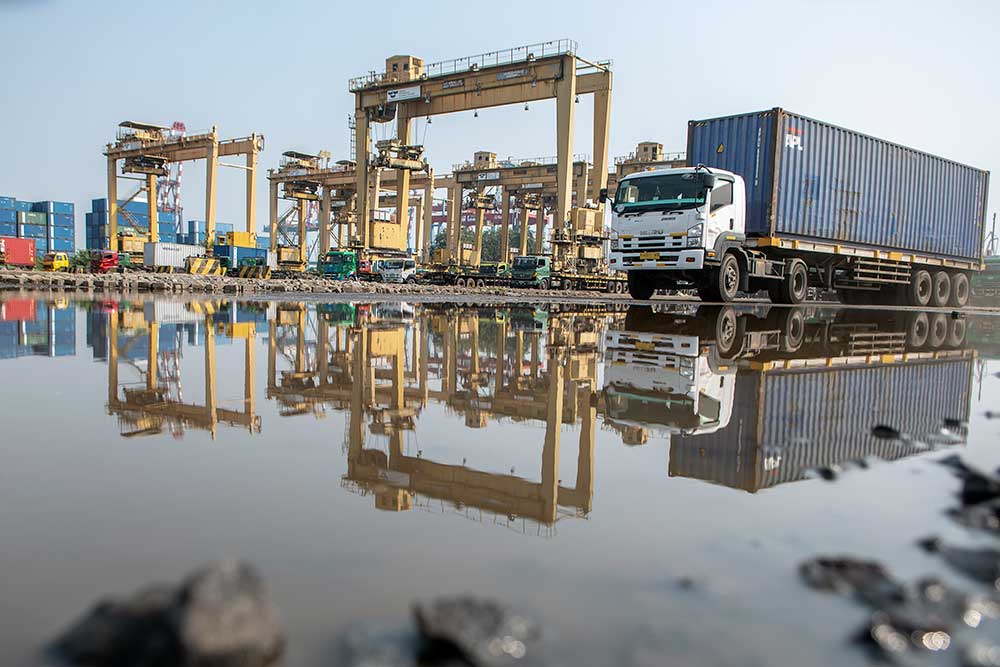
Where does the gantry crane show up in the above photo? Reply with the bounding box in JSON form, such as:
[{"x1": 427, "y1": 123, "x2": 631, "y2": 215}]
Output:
[
  {"x1": 349, "y1": 39, "x2": 612, "y2": 269},
  {"x1": 106, "y1": 301, "x2": 260, "y2": 439},
  {"x1": 606, "y1": 141, "x2": 687, "y2": 194},
  {"x1": 105, "y1": 122, "x2": 264, "y2": 254}
]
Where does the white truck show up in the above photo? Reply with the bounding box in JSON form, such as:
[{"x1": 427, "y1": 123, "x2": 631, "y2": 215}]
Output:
[
  {"x1": 604, "y1": 108, "x2": 988, "y2": 306},
  {"x1": 379, "y1": 258, "x2": 418, "y2": 284}
]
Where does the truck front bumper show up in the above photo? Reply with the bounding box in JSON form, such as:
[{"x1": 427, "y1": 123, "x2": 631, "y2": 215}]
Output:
[{"x1": 609, "y1": 248, "x2": 705, "y2": 271}]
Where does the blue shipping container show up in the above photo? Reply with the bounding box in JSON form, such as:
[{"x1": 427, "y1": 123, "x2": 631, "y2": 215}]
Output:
[
  {"x1": 51, "y1": 213, "x2": 74, "y2": 228},
  {"x1": 687, "y1": 108, "x2": 990, "y2": 262},
  {"x1": 0, "y1": 223, "x2": 15, "y2": 236},
  {"x1": 19, "y1": 224, "x2": 46, "y2": 238},
  {"x1": 31, "y1": 201, "x2": 74, "y2": 215},
  {"x1": 14, "y1": 201, "x2": 31, "y2": 213},
  {"x1": 0, "y1": 210, "x2": 14, "y2": 223},
  {"x1": 52, "y1": 239, "x2": 74, "y2": 252},
  {"x1": 0, "y1": 196, "x2": 14, "y2": 209},
  {"x1": 52, "y1": 226, "x2": 74, "y2": 240}
]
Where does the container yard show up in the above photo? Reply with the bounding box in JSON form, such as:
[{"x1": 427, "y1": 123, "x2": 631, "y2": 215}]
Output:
[{"x1": 2, "y1": 4, "x2": 1000, "y2": 666}]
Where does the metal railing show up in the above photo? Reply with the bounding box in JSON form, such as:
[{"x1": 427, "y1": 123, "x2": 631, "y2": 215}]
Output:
[
  {"x1": 349, "y1": 39, "x2": 579, "y2": 91},
  {"x1": 452, "y1": 153, "x2": 590, "y2": 172},
  {"x1": 613, "y1": 150, "x2": 686, "y2": 166}
]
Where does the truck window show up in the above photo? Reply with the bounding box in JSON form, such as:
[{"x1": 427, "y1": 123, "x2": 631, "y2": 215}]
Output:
[
  {"x1": 711, "y1": 182, "x2": 733, "y2": 211},
  {"x1": 404, "y1": 260, "x2": 415, "y2": 270}
]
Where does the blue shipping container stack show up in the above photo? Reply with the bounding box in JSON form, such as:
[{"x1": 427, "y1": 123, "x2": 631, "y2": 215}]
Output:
[
  {"x1": 0, "y1": 301, "x2": 76, "y2": 359},
  {"x1": 2, "y1": 198, "x2": 76, "y2": 256},
  {"x1": 0, "y1": 196, "x2": 15, "y2": 237},
  {"x1": 86, "y1": 198, "x2": 179, "y2": 250}
]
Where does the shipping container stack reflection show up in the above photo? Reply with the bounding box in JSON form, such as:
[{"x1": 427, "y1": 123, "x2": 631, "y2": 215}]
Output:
[
  {"x1": 99, "y1": 299, "x2": 262, "y2": 439},
  {"x1": 602, "y1": 304, "x2": 977, "y2": 493},
  {"x1": 266, "y1": 302, "x2": 625, "y2": 535},
  {"x1": 0, "y1": 298, "x2": 75, "y2": 359}
]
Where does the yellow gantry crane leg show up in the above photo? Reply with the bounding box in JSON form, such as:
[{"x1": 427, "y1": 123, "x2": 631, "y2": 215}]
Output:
[
  {"x1": 499, "y1": 189, "x2": 511, "y2": 263},
  {"x1": 554, "y1": 54, "x2": 577, "y2": 249},
  {"x1": 205, "y1": 136, "x2": 219, "y2": 246},
  {"x1": 147, "y1": 321, "x2": 158, "y2": 390},
  {"x1": 319, "y1": 187, "x2": 332, "y2": 256},
  {"x1": 147, "y1": 174, "x2": 159, "y2": 244},
  {"x1": 108, "y1": 158, "x2": 119, "y2": 252},
  {"x1": 541, "y1": 348, "x2": 564, "y2": 523},
  {"x1": 269, "y1": 181, "x2": 279, "y2": 253}
]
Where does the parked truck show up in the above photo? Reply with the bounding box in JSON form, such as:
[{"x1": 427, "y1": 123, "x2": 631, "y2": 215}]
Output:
[
  {"x1": 604, "y1": 304, "x2": 975, "y2": 492},
  {"x1": 317, "y1": 250, "x2": 358, "y2": 280},
  {"x1": 605, "y1": 108, "x2": 990, "y2": 306}
]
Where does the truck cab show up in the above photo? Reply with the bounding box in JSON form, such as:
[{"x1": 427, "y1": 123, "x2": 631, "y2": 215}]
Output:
[
  {"x1": 380, "y1": 258, "x2": 417, "y2": 284},
  {"x1": 607, "y1": 166, "x2": 747, "y2": 300},
  {"x1": 42, "y1": 252, "x2": 70, "y2": 272},
  {"x1": 317, "y1": 250, "x2": 358, "y2": 280},
  {"x1": 91, "y1": 250, "x2": 120, "y2": 273},
  {"x1": 511, "y1": 255, "x2": 552, "y2": 289}
]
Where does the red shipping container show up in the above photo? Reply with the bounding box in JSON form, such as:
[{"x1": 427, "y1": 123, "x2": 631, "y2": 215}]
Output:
[
  {"x1": 0, "y1": 299, "x2": 37, "y2": 322},
  {"x1": 0, "y1": 237, "x2": 36, "y2": 267}
]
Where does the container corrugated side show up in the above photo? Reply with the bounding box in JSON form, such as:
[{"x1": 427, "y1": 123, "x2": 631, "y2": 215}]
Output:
[
  {"x1": 143, "y1": 242, "x2": 204, "y2": 268},
  {"x1": 669, "y1": 358, "x2": 974, "y2": 492},
  {"x1": 688, "y1": 108, "x2": 989, "y2": 262}
]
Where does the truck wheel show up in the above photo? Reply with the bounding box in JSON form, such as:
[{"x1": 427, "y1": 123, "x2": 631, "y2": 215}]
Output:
[
  {"x1": 707, "y1": 253, "x2": 740, "y2": 302},
  {"x1": 455, "y1": 277, "x2": 466, "y2": 287},
  {"x1": 539, "y1": 278, "x2": 550, "y2": 290},
  {"x1": 627, "y1": 272, "x2": 655, "y2": 300},
  {"x1": 927, "y1": 312, "x2": 948, "y2": 348},
  {"x1": 772, "y1": 260, "x2": 808, "y2": 304},
  {"x1": 709, "y1": 306, "x2": 744, "y2": 358},
  {"x1": 406, "y1": 276, "x2": 416, "y2": 285},
  {"x1": 780, "y1": 308, "x2": 806, "y2": 352},
  {"x1": 947, "y1": 317, "x2": 967, "y2": 348},
  {"x1": 949, "y1": 272, "x2": 970, "y2": 308},
  {"x1": 907, "y1": 269, "x2": 932, "y2": 307},
  {"x1": 615, "y1": 281, "x2": 626, "y2": 294},
  {"x1": 931, "y1": 271, "x2": 951, "y2": 308},
  {"x1": 605, "y1": 280, "x2": 616, "y2": 294},
  {"x1": 476, "y1": 278, "x2": 486, "y2": 288},
  {"x1": 561, "y1": 279, "x2": 574, "y2": 291},
  {"x1": 906, "y1": 312, "x2": 930, "y2": 348}
]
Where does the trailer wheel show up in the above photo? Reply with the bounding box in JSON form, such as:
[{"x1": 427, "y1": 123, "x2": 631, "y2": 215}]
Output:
[
  {"x1": 927, "y1": 312, "x2": 948, "y2": 348},
  {"x1": 780, "y1": 308, "x2": 806, "y2": 352},
  {"x1": 905, "y1": 312, "x2": 930, "y2": 347},
  {"x1": 455, "y1": 277, "x2": 466, "y2": 287},
  {"x1": 947, "y1": 317, "x2": 967, "y2": 348},
  {"x1": 476, "y1": 278, "x2": 486, "y2": 288},
  {"x1": 931, "y1": 271, "x2": 951, "y2": 308},
  {"x1": 627, "y1": 272, "x2": 655, "y2": 300},
  {"x1": 949, "y1": 272, "x2": 970, "y2": 308},
  {"x1": 906, "y1": 269, "x2": 933, "y2": 307},
  {"x1": 605, "y1": 280, "x2": 616, "y2": 294},
  {"x1": 771, "y1": 260, "x2": 809, "y2": 305},
  {"x1": 615, "y1": 281, "x2": 626, "y2": 295}
]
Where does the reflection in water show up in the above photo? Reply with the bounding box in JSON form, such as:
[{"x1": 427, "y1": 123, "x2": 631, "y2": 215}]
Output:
[
  {"x1": 608, "y1": 305, "x2": 975, "y2": 492},
  {"x1": 1, "y1": 296, "x2": 989, "y2": 508}
]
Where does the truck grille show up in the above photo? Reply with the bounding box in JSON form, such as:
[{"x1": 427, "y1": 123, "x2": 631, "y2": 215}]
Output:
[{"x1": 618, "y1": 236, "x2": 685, "y2": 253}]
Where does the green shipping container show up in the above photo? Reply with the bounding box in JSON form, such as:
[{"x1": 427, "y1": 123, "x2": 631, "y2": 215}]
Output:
[{"x1": 17, "y1": 211, "x2": 48, "y2": 225}]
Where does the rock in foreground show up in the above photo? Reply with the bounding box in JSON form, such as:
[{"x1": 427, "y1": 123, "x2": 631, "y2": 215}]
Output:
[
  {"x1": 53, "y1": 559, "x2": 284, "y2": 667},
  {"x1": 413, "y1": 596, "x2": 540, "y2": 666}
]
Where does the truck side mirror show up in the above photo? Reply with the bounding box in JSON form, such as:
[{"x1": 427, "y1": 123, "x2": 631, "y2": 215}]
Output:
[{"x1": 598, "y1": 188, "x2": 609, "y2": 204}]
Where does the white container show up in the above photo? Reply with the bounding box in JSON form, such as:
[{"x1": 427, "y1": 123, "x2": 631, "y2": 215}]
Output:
[{"x1": 144, "y1": 241, "x2": 204, "y2": 268}]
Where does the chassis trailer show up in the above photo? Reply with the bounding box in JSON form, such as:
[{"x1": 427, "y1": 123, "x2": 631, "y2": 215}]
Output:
[{"x1": 607, "y1": 108, "x2": 989, "y2": 306}]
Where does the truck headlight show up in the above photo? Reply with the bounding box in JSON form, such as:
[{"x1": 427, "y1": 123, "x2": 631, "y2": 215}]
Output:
[
  {"x1": 687, "y1": 224, "x2": 703, "y2": 236},
  {"x1": 687, "y1": 236, "x2": 702, "y2": 247},
  {"x1": 611, "y1": 239, "x2": 619, "y2": 250},
  {"x1": 679, "y1": 367, "x2": 694, "y2": 379}
]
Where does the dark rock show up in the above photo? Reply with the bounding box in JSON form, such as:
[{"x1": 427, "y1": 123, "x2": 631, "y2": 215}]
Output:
[
  {"x1": 939, "y1": 456, "x2": 1000, "y2": 506},
  {"x1": 919, "y1": 538, "x2": 1000, "y2": 588},
  {"x1": 871, "y1": 424, "x2": 900, "y2": 440},
  {"x1": 949, "y1": 500, "x2": 1000, "y2": 534},
  {"x1": 413, "y1": 596, "x2": 540, "y2": 666},
  {"x1": 52, "y1": 559, "x2": 283, "y2": 667},
  {"x1": 799, "y1": 556, "x2": 905, "y2": 606}
]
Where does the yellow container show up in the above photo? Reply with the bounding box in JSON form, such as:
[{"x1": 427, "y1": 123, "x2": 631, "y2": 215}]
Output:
[{"x1": 226, "y1": 231, "x2": 257, "y2": 248}]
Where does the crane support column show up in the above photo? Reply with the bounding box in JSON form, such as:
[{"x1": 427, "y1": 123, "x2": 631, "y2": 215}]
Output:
[
  {"x1": 413, "y1": 194, "x2": 424, "y2": 258},
  {"x1": 319, "y1": 186, "x2": 332, "y2": 255},
  {"x1": 147, "y1": 174, "x2": 159, "y2": 243},
  {"x1": 535, "y1": 201, "x2": 545, "y2": 254},
  {"x1": 422, "y1": 170, "x2": 434, "y2": 263},
  {"x1": 499, "y1": 189, "x2": 510, "y2": 264},
  {"x1": 520, "y1": 205, "x2": 530, "y2": 257},
  {"x1": 541, "y1": 349, "x2": 564, "y2": 523},
  {"x1": 591, "y1": 75, "x2": 612, "y2": 203},
  {"x1": 395, "y1": 110, "x2": 412, "y2": 246},
  {"x1": 297, "y1": 200, "x2": 308, "y2": 266},
  {"x1": 354, "y1": 110, "x2": 371, "y2": 248},
  {"x1": 269, "y1": 180, "x2": 278, "y2": 253},
  {"x1": 108, "y1": 157, "x2": 118, "y2": 252},
  {"x1": 449, "y1": 185, "x2": 462, "y2": 262},
  {"x1": 204, "y1": 320, "x2": 218, "y2": 439},
  {"x1": 244, "y1": 324, "x2": 256, "y2": 429},
  {"x1": 554, "y1": 54, "x2": 577, "y2": 243},
  {"x1": 473, "y1": 186, "x2": 486, "y2": 267},
  {"x1": 205, "y1": 138, "x2": 219, "y2": 246},
  {"x1": 246, "y1": 147, "x2": 258, "y2": 234}
]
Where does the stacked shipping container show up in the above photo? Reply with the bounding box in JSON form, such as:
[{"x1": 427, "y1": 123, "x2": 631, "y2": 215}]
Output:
[
  {"x1": 0, "y1": 196, "x2": 75, "y2": 259},
  {"x1": 178, "y1": 220, "x2": 234, "y2": 246},
  {"x1": 85, "y1": 198, "x2": 179, "y2": 250},
  {"x1": 0, "y1": 299, "x2": 75, "y2": 359}
]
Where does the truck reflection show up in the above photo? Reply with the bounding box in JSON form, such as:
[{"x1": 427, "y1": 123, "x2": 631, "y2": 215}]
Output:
[{"x1": 605, "y1": 305, "x2": 974, "y2": 492}]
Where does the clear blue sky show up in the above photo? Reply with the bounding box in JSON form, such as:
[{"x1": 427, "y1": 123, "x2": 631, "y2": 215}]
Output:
[{"x1": 0, "y1": 0, "x2": 997, "y2": 245}]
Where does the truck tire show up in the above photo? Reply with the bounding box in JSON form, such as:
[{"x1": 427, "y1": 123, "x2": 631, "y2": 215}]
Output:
[
  {"x1": 615, "y1": 281, "x2": 626, "y2": 294},
  {"x1": 703, "y1": 253, "x2": 741, "y2": 303},
  {"x1": 627, "y1": 272, "x2": 655, "y2": 300},
  {"x1": 947, "y1": 317, "x2": 967, "y2": 348},
  {"x1": 906, "y1": 312, "x2": 930, "y2": 348},
  {"x1": 927, "y1": 312, "x2": 948, "y2": 348},
  {"x1": 605, "y1": 280, "x2": 616, "y2": 294},
  {"x1": 709, "y1": 306, "x2": 743, "y2": 358},
  {"x1": 539, "y1": 278, "x2": 550, "y2": 290},
  {"x1": 455, "y1": 277, "x2": 466, "y2": 287},
  {"x1": 949, "y1": 272, "x2": 970, "y2": 308},
  {"x1": 770, "y1": 260, "x2": 809, "y2": 305},
  {"x1": 931, "y1": 270, "x2": 951, "y2": 308},
  {"x1": 906, "y1": 269, "x2": 932, "y2": 307},
  {"x1": 476, "y1": 278, "x2": 486, "y2": 288},
  {"x1": 779, "y1": 308, "x2": 806, "y2": 352}
]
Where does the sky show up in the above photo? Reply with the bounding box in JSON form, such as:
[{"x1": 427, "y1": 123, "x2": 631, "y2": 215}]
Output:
[{"x1": 0, "y1": 0, "x2": 997, "y2": 248}]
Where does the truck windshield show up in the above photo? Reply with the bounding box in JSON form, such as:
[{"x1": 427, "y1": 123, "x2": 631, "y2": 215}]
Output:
[
  {"x1": 384, "y1": 260, "x2": 404, "y2": 269},
  {"x1": 325, "y1": 254, "x2": 350, "y2": 265},
  {"x1": 513, "y1": 257, "x2": 538, "y2": 269},
  {"x1": 615, "y1": 174, "x2": 707, "y2": 212}
]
